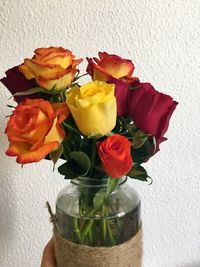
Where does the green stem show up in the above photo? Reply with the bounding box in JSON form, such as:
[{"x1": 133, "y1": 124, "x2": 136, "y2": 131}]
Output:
[
  {"x1": 74, "y1": 73, "x2": 88, "y2": 82},
  {"x1": 111, "y1": 207, "x2": 121, "y2": 231},
  {"x1": 115, "y1": 216, "x2": 121, "y2": 231},
  {"x1": 73, "y1": 217, "x2": 82, "y2": 243},
  {"x1": 102, "y1": 205, "x2": 107, "y2": 244},
  {"x1": 106, "y1": 218, "x2": 116, "y2": 246},
  {"x1": 88, "y1": 228, "x2": 93, "y2": 246},
  {"x1": 81, "y1": 219, "x2": 94, "y2": 242},
  {"x1": 104, "y1": 209, "x2": 116, "y2": 246},
  {"x1": 78, "y1": 208, "x2": 99, "y2": 244},
  {"x1": 59, "y1": 90, "x2": 66, "y2": 102}
]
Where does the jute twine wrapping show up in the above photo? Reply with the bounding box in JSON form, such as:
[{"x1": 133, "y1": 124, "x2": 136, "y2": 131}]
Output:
[
  {"x1": 47, "y1": 202, "x2": 143, "y2": 267},
  {"x1": 53, "y1": 227, "x2": 142, "y2": 267}
]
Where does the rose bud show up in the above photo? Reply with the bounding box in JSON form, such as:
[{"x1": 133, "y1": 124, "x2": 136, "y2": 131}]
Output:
[
  {"x1": 66, "y1": 81, "x2": 117, "y2": 136},
  {"x1": 97, "y1": 134, "x2": 133, "y2": 178}
]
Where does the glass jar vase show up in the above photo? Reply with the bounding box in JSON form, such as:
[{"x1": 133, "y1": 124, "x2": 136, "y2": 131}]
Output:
[{"x1": 56, "y1": 177, "x2": 141, "y2": 247}]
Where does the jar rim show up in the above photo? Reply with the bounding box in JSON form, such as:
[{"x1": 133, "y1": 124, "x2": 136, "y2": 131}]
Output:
[{"x1": 71, "y1": 176, "x2": 127, "y2": 188}]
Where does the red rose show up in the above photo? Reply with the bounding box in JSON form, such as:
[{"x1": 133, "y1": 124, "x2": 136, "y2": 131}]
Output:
[
  {"x1": 97, "y1": 134, "x2": 133, "y2": 178},
  {"x1": 128, "y1": 83, "x2": 178, "y2": 150},
  {"x1": 86, "y1": 52, "x2": 139, "y2": 117}
]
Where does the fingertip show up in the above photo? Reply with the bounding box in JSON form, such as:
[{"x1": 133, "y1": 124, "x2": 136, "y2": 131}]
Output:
[{"x1": 41, "y1": 238, "x2": 56, "y2": 267}]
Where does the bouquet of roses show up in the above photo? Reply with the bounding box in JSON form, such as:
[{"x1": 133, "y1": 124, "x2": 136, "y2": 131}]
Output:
[{"x1": 1, "y1": 47, "x2": 177, "y2": 259}]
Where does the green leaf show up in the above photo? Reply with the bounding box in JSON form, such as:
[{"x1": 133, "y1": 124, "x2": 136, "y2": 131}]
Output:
[
  {"x1": 106, "y1": 177, "x2": 119, "y2": 196},
  {"x1": 128, "y1": 164, "x2": 149, "y2": 182},
  {"x1": 132, "y1": 130, "x2": 150, "y2": 149},
  {"x1": 50, "y1": 94, "x2": 61, "y2": 103},
  {"x1": 58, "y1": 151, "x2": 91, "y2": 179},
  {"x1": 93, "y1": 177, "x2": 121, "y2": 209},
  {"x1": 131, "y1": 137, "x2": 154, "y2": 164},
  {"x1": 7, "y1": 104, "x2": 16, "y2": 108},
  {"x1": 58, "y1": 161, "x2": 80, "y2": 179},
  {"x1": 93, "y1": 177, "x2": 119, "y2": 208},
  {"x1": 62, "y1": 146, "x2": 71, "y2": 160},
  {"x1": 11, "y1": 87, "x2": 47, "y2": 97},
  {"x1": 70, "y1": 151, "x2": 91, "y2": 175},
  {"x1": 58, "y1": 160, "x2": 86, "y2": 179},
  {"x1": 49, "y1": 85, "x2": 66, "y2": 95},
  {"x1": 73, "y1": 73, "x2": 88, "y2": 82},
  {"x1": 105, "y1": 132, "x2": 115, "y2": 137},
  {"x1": 49, "y1": 144, "x2": 63, "y2": 169},
  {"x1": 63, "y1": 121, "x2": 81, "y2": 135},
  {"x1": 93, "y1": 188, "x2": 106, "y2": 208}
]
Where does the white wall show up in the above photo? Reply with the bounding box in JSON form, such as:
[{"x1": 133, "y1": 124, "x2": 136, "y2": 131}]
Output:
[{"x1": 0, "y1": 0, "x2": 199, "y2": 266}]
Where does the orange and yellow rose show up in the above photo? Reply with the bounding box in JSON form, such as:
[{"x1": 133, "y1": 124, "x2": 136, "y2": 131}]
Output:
[
  {"x1": 86, "y1": 52, "x2": 139, "y2": 117},
  {"x1": 19, "y1": 47, "x2": 82, "y2": 91},
  {"x1": 86, "y1": 52, "x2": 136, "y2": 82},
  {"x1": 5, "y1": 98, "x2": 69, "y2": 164}
]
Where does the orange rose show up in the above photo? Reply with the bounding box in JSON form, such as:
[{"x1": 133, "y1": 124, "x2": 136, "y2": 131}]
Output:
[
  {"x1": 19, "y1": 47, "x2": 82, "y2": 91},
  {"x1": 86, "y1": 52, "x2": 136, "y2": 82},
  {"x1": 5, "y1": 98, "x2": 69, "y2": 164}
]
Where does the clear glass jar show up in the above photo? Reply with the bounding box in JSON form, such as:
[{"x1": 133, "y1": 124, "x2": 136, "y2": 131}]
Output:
[{"x1": 56, "y1": 177, "x2": 141, "y2": 247}]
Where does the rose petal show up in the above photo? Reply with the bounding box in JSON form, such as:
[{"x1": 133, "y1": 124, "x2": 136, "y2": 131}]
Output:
[{"x1": 0, "y1": 66, "x2": 36, "y2": 102}]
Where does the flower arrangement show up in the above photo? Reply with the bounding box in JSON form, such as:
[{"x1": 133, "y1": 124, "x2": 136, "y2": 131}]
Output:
[{"x1": 1, "y1": 47, "x2": 177, "y2": 251}]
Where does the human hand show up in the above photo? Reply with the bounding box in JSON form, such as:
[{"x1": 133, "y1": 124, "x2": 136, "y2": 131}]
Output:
[{"x1": 41, "y1": 239, "x2": 56, "y2": 267}]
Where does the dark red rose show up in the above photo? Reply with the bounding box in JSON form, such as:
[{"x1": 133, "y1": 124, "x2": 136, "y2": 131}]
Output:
[
  {"x1": 0, "y1": 66, "x2": 36, "y2": 102},
  {"x1": 110, "y1": 78, "x2": 139, "y2": 117},
  {"x1": 128, "y1": 83, "x2": 178, "y2": 150},
  {"x1": 97, "y1": 134, "x2": 133, "y2": 178}
]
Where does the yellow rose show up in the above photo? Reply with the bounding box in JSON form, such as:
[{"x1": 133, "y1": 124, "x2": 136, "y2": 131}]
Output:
[
  {"x1": 66, "y1": 81, "x2": 117, "y2": 136},
  {"x1": 19, "y1": 47, "x2": 82, "y2": 91}
]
